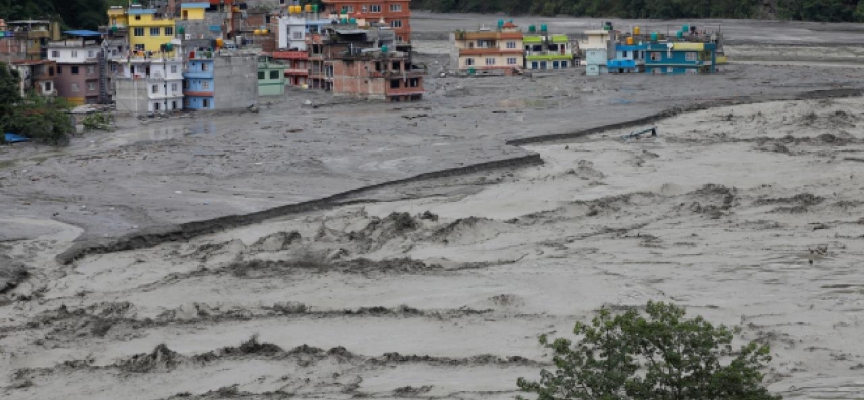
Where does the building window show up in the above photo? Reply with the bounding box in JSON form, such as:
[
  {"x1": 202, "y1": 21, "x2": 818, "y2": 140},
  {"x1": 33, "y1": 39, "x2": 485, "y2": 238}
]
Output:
[
  {"x1": 370, "y1": 4, "x2": 381, "y2": 12},
  {"x1": 171, "y1": 83, "x2": 178, "y2": 91},
  {"x1": 152, "y1": 85, "x2": 159, "y2": 94},
  {"x1": 154, "y1": 102, "x2": 160, "y2": 111},
  {"x1": 201, "y1": 63, "x2": 208, "y2": 71},
  {"x1": 485, "y1": 58, "x2": 496, "y2": 66},
  {"x1": 57, "y1": 66, "x2": 63, "y2": 74},
  {"x1": 202, "y1": 81, "x2": 210, "y2": 89},
  {"x1": 341, "y1": 5, "x2": 354, "y2": 12},
  {"x1": 391, "y1": 20, "x2": 402, "y2": 28},
  {"x1": 553, "y1": 61, "x2": 560, "y2": 69},
  {"x1": 71, "y1": 66, "x2": 80, "y2": 74},
  {"x1": 88, "y1": 82, "x2": 96, "y2": 91},
  {"x1": 507, "y1": 57, "x2": 517, "y2": 65},
  {"x1": 464, "y1": 58, "x2": 474, "y2": 66},
  {"x1": 165, "y1": 27, "x2": 174, "y2": 36},
  {"x1": 390, "y1": 4, "x2": 402, "y2": 11},
  {"x1": 71, "y1": 50, "x2": 78, "y2": 57},
  {"x1": 668, "y1": 67, "x2": 674, "y2": 73},
  {"x1": 150, "y1": 27, "x2": 160, "y2": 36},
  {"x1": 561, "y1": 61, "x2": 568, "y2": 67},
  {"x1": 49, "y1": 67, "x2": 54, "y2": 76},
  {"x1": 88, "y1": 50, "x2": 95, "y2": 58},
  {"x1": 506, "y1": 41, "x2": 516, "y2": 49},
  {"x1": 270, "y1": 70, "x2": 279, "y2": 79},
  {"x1": 390, "y1": 79, "x2": 399, "y2": 89},
  {"x1": 87, "y1": 65, "x2": 95, "y2": 75},
  {"x1": 685, "y1": 52, "x2": 697, "y2": 61},
  {"x1": 203, "y1": 99, "x2": 210, "y2": 108},
  {"x1": 622, "y1": 51, "x2": 628, "y2": 58},
  {"x1": 134, "y1": 27, "x2": 144, "y2": 36},
  {"x1": 292, "y1": 31, "x2": 303, "y2": 40},
  {"x1": 361, "y1": 5, "x2": 367, "y2": 12},
  {"x1": 135, "y1": 15, "x2": 141, "y2": 21},
  {"x1": 171, "y1": 65, "x2": 177, "y2": 73},
  {"x1": 396, "y1": 35, "x2": 403, "y2": 42},
  {"x1": 409, "y1": 78, "x2": 419, "y2": 87},
  {"x1": 51, "y1": 50, "x2": 59, "y2": 57},
  {"x1": 71, "y1": 83, "x2": 79, "y2": 92},
  {"x1": 650, "y1": 52, "x2": 662, "y2": 61},
  {"x1": 134, "y1": 44, "x2": 145, "y2": 51},
  {"x1": 45, "y1": 82, "x2": 52, "y2": 91},
  {"x1": 258, "y1": 71, "x2": 265, "y2": 79}
]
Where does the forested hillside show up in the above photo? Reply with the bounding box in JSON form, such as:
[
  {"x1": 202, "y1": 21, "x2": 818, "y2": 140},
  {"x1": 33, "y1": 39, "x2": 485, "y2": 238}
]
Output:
[
  {"x1": 0, "y1": 0, "x2": 133, "y2": 30},
  {"x1": 413, "y1": 0, "x2": 864, "y2": 22}
]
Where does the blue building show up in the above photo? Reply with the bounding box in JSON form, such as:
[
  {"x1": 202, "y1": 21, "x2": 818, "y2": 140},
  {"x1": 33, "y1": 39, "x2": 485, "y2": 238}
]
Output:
[
  {"x1": 608, "y1": 43, "x2": 647, "y2": 74},
  {"x1": 183, "y1": 52, "x2": 215, "y2": 109},
  {"x1": 644, "y1": 42, "x2": 716, "y2": 75}
]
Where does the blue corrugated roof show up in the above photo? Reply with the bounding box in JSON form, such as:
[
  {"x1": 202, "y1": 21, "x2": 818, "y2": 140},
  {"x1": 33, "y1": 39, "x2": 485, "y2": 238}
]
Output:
[
  {"x1": 128, "y1": 8, "x2": 157, "y2": 15},
  {"x1": 181, "y1": 3, "x2": 210, "y2": 8},
  {"x1": 63, "y1": 30, "x2": 102, "y2": 37}
]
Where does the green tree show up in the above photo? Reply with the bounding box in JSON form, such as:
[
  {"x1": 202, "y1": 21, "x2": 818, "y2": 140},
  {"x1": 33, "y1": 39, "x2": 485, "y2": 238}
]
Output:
[
  {"x1": 4, "y1": 91, "x2": 73, "y2": 145},
  {"x1": 517, "y1": 301, "x2": 781, "y2": 400},
  {"x1": 0, "y1": 63, "x2": 22, "y2": 122},
  {"x1": 856, "y1": 0, "x2": 864, "y2": 20}
]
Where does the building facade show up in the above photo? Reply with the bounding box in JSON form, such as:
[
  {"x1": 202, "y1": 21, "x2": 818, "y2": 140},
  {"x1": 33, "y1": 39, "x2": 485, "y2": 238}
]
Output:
[
  {"x1": 523, "y1": 31, "x2": 574, "y2": 70},
  {"x1": 113, "y1": 48, "x2": 185, "y2": 114},
  {"x1": 321, "y1": 0, "x2": 411, "y2": 42},
  {"x1": 451, "y1": 22, "x2": 523, "y2": 74},
  {"x1": 183, "y1": 50, "x2": 215, "y2": 109},
  {"x1": 9, "y1": 60, "x2": 57, "y2": 97},
  {"x1": 644, "y1": 42, "x2": 716, "y2": 75},
  {"x1": 183, "y1": 51, "x2": 259, "y2": 110},
  {"x1": 0, "y1": 20, "x2": 61, "y2": 61},
  {"x1": 258, "y1": 55, "x2": 287, "y2": 96},
  {"x1": 127, "y1": 6, "x2": 177, "y2": 53},
  {"x1": 47, "y1": 39, "x2": 104, "y2": 105}
]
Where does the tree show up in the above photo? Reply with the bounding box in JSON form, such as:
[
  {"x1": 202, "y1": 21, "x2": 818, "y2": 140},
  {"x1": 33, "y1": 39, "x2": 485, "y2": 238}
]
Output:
[
  {"x1": 0, "y1": 64, "x2": 22, "y2": 132},
  {"x1": 4, "y1": 91, "x2": 73, "y2": 145},
  {"x1": 517, "y1": 301, "x2": 781, "y2": 400}
]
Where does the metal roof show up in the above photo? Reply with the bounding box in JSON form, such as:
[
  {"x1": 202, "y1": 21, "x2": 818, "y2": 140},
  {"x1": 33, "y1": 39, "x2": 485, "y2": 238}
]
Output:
[
  {"x1": 128, "y1": 9, "x2": 157, "y2": 15},
  {"x1": 181, "y1": 3, "x2": 210, "y2": 8},
  {"x1": 64, "y1": 30, "x2": 102, "y2": 37}
]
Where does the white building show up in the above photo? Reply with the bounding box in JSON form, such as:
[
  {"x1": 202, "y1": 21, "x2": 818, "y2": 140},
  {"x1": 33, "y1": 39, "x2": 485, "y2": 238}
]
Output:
[
  {"x1": 112, "y1": 40, "x2": 185, "y2": 114},
  {"x1": 277, "y1": 15, "x2": 308, "y2": 50}
]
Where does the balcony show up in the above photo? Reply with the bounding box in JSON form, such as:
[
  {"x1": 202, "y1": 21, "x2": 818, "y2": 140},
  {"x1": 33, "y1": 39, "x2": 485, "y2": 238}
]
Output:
[
  {"x1": 183, "y1": 90, "x2": 214, "y2": 97},
  {"x1": 368, "y1": 69, "x2": 425, "y2": 78},
  {"x1": 284, "y1": 68, "x2": 309, "y2": 76},
  {"x1": 458, "y1": 48, "x2": 523, "y2": 56},
  {"x1": 386, "y1": 87, "x2": 424, "y2": 96},
  {"x1": 183, "y1": 71, "x2": 214, "y2": 79},
  {"x1": 14, "y1": 30, "x2": 51, "y2": 40}
]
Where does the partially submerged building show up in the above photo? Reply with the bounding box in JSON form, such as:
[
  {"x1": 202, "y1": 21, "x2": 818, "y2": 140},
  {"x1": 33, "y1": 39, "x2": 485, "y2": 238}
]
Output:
[
  {"x1": 113, "y1": 44, "x2": 185, "y2": 115},
  {"x1": 523, "y1": 25, "x2": 575, "y2": 70},
  {"x1": 321, "y1": 0, "x2": 412, "y2": 42},
  {"x1": 47, "y1": 32, "x2": 110, "y2": 105},
  {"x1": 258, "y1": 55, "x2": 287, "y2": 96},
  {"x1": 450, "y1": 21, "x2": 524, "y2": 75},
  {"x1": 183, "y1": 49, "x2": 259, "y2": 110},
  {"x1": 309, "y1": 27, "x2": 423, "y2": 101}
]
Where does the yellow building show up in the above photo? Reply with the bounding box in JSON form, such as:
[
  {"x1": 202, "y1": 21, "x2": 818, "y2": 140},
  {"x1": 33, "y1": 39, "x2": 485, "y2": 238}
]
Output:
[
  {"x1": 127, "y1": 7, "x2": 177, "y2": 53},
  {"x1": 180, "y1": 3, "x2": 208, "y2": 20},
  {"x1": 107, "y1": 6, "x2": 128, "y2": 28}
]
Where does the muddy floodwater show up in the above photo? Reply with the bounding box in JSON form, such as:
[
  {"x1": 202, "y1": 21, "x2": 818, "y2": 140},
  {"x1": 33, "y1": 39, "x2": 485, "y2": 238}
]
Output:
[{"x1": 2, "y1": 13, "x2": 864, "y2": 400}]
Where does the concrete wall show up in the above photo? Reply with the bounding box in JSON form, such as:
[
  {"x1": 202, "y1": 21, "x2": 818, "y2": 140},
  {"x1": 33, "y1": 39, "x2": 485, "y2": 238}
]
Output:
[
  {"x1": 114, "y1": 78, "x2": 149, "y2": 115},
  {"x1": 214, "y1": 54, "x2": 258, "y2": 109},
  {"x1": 331, "y1": 59, "x2": 386, "y2": 100}
]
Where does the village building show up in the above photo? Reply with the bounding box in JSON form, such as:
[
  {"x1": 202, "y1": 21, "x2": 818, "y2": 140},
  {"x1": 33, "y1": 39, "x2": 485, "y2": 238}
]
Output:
[
  {"x1": 127, "y1": 4, "x2": 178, "y2": 54},
  {"x1": 183, "y1": 50, "x2": 259, "y2": 110},
  {"x1": 9, "y1": 59, "x2": 57, "y2": 97},
  {"x1": 113, "y1": 44, "x2": 185, "y2": 115},
  {"x1": 0, "y1": 20, "x2": 61, "y2": 61},
  {"x1": 321, "y1": 0, "x2": 411, "y2": 42},
  {"x1": 46, "y1": 32, "x2": 110, "y2": 105},
  {"x1": 450, "y1": 21, "x2": 524, "y2": 75},
  {"x1": 258, "y1": 55, "x2": 287, "y2": 96},
  {"x1": 523, "y1": 25, "x2": 575, "y2": 70}
]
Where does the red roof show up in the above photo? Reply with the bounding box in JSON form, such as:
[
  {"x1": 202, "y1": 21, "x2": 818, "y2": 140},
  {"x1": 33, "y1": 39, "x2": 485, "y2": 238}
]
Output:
[{"x1": 502, "y1": 22, "x2": 517, "y2": 28}]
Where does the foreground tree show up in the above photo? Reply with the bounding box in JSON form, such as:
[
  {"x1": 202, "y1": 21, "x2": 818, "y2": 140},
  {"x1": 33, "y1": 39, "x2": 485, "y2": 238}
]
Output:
[
  {"x1": 518, "y1": 301, "x2": 781, "y2": 400},
  {"x1": 4, "y1": 92, "x2": 73, "y2": 145}
]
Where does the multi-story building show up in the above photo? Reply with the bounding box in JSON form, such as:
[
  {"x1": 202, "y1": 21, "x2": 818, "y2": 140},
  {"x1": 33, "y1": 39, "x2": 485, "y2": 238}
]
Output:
[
  {"x1": 113, "y1": 46, "x2": 185, "y2": 115},
  {"x1": 9, "y1": 59, "x2": 57, "y2": 97},
  {"x1": 523, "y1": 26, "x2": 575, "y2": 70},
  {"x1": 47, "y1": 36, "x2": 106, "y2": 105},
  {"x1": 0, "y1": 20, "x2": 61, "y2": 61},
  {"x1": 308, "y1": 27, "x2": 423, "y2": 101},
  {"x1": 127, "y1": 5, "x2": 178, "y2": 54},
  {"x1": 644, "y1": 42, "x2": 716, "y2": 75},
  {"x1": 258, "y1": 55, "x2": 287, "y2": 96},
  {"x1": 608, "y1": 41, "x2": 647, "y2": 74},
  {"x1": 183, "y1": 50, "x2": 259, "y2": 110},
  {"x1": 321, "y1": 0, "x2": 411, "y2": 42},
  {"x1": 274, "y1": 12, "x2": 329, "y2": 87},
  {"x1": 450, "y1": 21, "x2": 524, "y2": 75}
]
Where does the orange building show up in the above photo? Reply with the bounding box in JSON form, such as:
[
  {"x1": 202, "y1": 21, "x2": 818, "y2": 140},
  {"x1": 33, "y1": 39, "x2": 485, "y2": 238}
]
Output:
[{"x1": 321, "y1": 0, "x2": 411, "y2": 42}]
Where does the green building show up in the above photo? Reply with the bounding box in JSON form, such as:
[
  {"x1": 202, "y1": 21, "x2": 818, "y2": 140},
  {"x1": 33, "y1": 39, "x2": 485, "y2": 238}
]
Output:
[
  {"x1": 523, "y1": 33, "x2": 575, "y2": 70},
  {"x1": 258, "y1": 56, "x2": 287, "y2": 97}
]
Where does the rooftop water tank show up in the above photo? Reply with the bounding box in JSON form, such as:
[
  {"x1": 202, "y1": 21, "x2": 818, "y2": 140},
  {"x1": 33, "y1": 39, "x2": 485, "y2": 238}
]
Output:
[
  {"x1": 528, "y1": 25, "x2": 536, "y2": 33},
  {"x1": 305, "y1": 4, "x2": 312, "y2": 12},
  {"x1": 541, "y1": 24, "x2": 547, "y2": 31},
  {"x1": 633, "y1": 26, "x2": 640, "y2": 35},
  {"x1": 650, "y1": 32, "x2": 658, "y2": 41},
  {"x1": 381, "y1": 45, "x2": 388, "y2": 53},
  {"x1": 311, "y1": 4, "x2": 318, "y2": 13}
]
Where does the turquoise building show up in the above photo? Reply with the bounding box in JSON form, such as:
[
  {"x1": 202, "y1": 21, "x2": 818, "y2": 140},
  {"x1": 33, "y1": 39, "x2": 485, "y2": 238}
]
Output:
[{"x1": 644, "y1": 42, "x2": 716, "y2": 75}]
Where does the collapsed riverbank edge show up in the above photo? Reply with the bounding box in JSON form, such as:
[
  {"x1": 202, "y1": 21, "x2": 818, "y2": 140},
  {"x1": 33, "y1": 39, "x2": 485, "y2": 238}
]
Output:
[{"x1": 56, "y1": 87, "x2": 863, "y2": 265}]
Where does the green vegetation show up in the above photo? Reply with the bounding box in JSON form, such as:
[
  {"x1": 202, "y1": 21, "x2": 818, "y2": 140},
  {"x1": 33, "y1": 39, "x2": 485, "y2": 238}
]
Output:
[
  {"x1": 517, "y1": 301, "x2": 780, "y2": 400},
  {"x1": 413, "y1": 0, "x2": 864, "y2": 22},
  {"x1": 1, "y1": 62, "x2": 73, "y2": 145},
  {"x1": 82, "y1": 112, "x2": 113, "y2": 131},
  {"x1": 0, "y1": 0, "x2": 122, "y2": 30}
]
